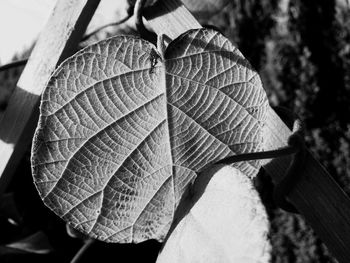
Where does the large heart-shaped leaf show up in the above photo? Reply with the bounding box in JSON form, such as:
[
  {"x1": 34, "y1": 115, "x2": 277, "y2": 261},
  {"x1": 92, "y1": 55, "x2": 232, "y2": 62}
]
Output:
[{"x1": 31, "y1": 28, "x2": 268, "y2": 243}]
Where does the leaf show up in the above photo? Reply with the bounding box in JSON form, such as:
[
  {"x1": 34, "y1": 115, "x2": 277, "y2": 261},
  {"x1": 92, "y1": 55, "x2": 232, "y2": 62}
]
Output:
[
  {"x1": 156, "y1": 165, "x2": 271, "y2": 263},
  {"x1": 6, "y1": 231, "x2": 53, "y2": 254},
  {"x1": 31, "y1": 28, "x2": 268, "y2": 243},
  {"x1": 66, "y1": 223, "x2": 88, "y2": 240}
]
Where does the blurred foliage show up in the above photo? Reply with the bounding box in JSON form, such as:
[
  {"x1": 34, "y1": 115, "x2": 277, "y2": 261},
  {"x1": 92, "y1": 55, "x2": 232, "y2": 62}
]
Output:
[
  {"x1": 204, "y1": 0, "x2": 349, "y2": 262},
  {"x1": 1, "y1": 0, "x2": 350, "y2": 262}
]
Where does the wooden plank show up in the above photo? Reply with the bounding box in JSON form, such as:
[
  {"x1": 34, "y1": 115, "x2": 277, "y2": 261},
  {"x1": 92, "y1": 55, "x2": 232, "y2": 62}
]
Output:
[
  {"x1": 263, "y1": 108, "x2": 350, "y2": 263},
  {"x1": 145, "y1": 1, "x2": 350, "y2": 262},
  {"x1": 144, "y1": 0, "x2": 201, "y2": 40},
  {"x1": 0, "y1": 0, "x2": 100, "y2": 193}
]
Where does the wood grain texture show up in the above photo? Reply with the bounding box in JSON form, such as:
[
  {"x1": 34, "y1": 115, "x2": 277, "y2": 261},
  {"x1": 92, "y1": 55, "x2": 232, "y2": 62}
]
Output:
[
  {"x1": 144, "y1": 0, "x2": 201, "y2": 41},
  {"x1": 263, "y1": 108, "x2": 350, "y2": 263},
  {"x1": 145, "y1": 1, "x2": 350, "y2": 262},
  {"x1": 0, "y1": 0, "x2": 100, "y2": 193}
]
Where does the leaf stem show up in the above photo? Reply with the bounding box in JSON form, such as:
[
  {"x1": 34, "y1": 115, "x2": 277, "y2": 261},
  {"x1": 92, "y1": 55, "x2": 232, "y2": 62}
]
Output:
[
  {"x1": 216, "y1": 144, "x2": 298, "y2": 165},
  {"x1": 0, "y1": 59, "x2": 27, "y2": 72},
  {"x1": 134, "y1": 0, "x2": 157, "y2": 43},
  {"x1": 81, "y1": 13, "x2": 133, "y2": 42},
  {"x1": 70, "y1": 238, "x2": 95, "y2": 263}
]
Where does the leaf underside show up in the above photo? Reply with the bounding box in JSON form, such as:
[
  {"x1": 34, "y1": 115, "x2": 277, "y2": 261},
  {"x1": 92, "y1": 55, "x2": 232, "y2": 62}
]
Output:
[{"x1": 31, "y1": 28, "x2": 268, "y2": 243}]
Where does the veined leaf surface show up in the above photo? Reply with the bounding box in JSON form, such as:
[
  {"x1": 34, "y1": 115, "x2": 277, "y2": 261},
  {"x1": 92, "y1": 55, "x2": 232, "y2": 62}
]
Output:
[{"x1": 31, "y1": 28, "x2": 268, "y2": 243}]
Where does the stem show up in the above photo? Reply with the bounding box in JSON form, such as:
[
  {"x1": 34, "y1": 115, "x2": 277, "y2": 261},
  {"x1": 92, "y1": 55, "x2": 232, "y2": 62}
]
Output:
[
  {"x1": 134, "y1": 0, "x2": 157, "y2": 43},
  {"x1": 135, "y1": 0, "x2": 147, "y2": 35},
  {"x1": 70, "y1": 238, "x2": 95, "y2": 263},
  {"x1": 0, "y1": 59, "x2": 27, "y2": 72},
  {"x1": 81, "y1": 13, "x2": 133, "y2": 42},
  {"x1": 216, "y1": 144, "x2": 298, "y2": 165}
]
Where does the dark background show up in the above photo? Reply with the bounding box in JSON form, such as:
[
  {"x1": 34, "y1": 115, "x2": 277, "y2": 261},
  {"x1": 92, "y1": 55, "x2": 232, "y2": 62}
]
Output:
[{"x1": 0, "y1": 0, "x2": 349, "y2": 262}]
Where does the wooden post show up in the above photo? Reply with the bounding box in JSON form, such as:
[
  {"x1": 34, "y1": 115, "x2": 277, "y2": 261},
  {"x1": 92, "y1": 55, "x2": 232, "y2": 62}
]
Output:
[
  {"x1": 145, "y1": 1, "x2": 350, "y2": 262},
  {"x1": 0, "y1": 0, "x2": 100, "y2": 194}
]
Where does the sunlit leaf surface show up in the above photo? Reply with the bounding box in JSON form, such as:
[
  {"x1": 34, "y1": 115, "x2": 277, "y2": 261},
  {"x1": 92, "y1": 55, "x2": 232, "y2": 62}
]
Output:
[{"x1": 31, "y1": 28, "x2": 268, "y2": 243}]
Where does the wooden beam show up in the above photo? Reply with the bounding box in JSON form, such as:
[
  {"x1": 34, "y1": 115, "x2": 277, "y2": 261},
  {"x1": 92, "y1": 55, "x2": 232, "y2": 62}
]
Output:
[
  {"x1": 145, "y1": 1, "x2": 350, "y2": 262},
  {"x1": 263, "y1": 108, "x2": 350, "y2": 263},
  {"x1": 0, "y1": 0, "x2": 100, "y2": 193},
  {"x1": 144, "y1": 0, "x2": 201, "y2": 40}
]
